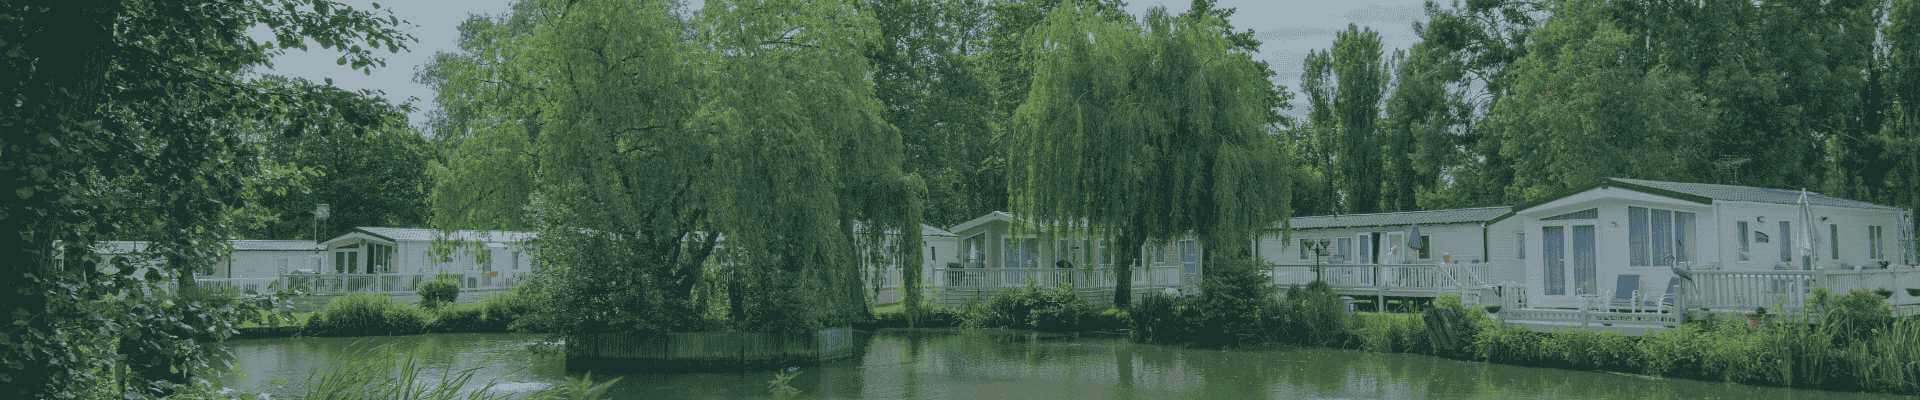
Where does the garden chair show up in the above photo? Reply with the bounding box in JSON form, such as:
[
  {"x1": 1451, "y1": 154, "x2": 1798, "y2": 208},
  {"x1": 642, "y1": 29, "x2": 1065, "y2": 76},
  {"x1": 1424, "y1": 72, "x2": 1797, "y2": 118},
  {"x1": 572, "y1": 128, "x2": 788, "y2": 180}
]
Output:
[{"x1": 1609, "y1": 274, "x2": 1641, "y2": 312}]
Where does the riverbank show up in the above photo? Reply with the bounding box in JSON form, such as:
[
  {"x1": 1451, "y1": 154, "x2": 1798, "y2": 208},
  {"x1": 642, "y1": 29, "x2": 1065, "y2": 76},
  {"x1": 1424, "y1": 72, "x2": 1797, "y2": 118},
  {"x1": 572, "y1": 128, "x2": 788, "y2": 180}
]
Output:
[
  {"x1": 948, "y1": 281, "x2": 1920, "y2": 395},
  {"x1": 217, "y1": 329, "x2": 1908, "y2": 399}
]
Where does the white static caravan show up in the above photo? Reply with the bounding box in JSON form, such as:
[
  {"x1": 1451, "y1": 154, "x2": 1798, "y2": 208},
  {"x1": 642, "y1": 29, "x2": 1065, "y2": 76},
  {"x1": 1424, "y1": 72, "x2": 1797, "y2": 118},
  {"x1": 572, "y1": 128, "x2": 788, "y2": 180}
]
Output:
[
  {"x1": 91, "y1": 240, "x2": 323, "y2": 280},
  {"x1": 855, "y1": 224, "x2": 961, "y2": 305},
  {"x1": 217, "y1": 240, "x2": 323, "y2": 279},
  {"x1": 319, "y1": 227, "x2": 536, "y2": 287},
  {"x1": 941, "y1": 212, "x2": 1202, "y2": 305},
  {"x1": 1498, "y1": 178, "x2": 1917, "y2": 310},
  {"x1": 1258, "y1": 206, "x2": 1515, "y2": 266}
]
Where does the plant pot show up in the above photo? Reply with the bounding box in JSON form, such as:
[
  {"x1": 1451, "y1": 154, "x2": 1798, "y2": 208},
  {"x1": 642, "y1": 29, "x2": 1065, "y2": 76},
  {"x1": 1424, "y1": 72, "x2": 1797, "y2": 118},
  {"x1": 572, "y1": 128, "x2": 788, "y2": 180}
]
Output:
[
  {"x1": 1907, "y1": 288, "x2": 1920, "y2": 297},
  {"x1": 1483, "y1": 305, "x2": 1502, "y2": 314}
]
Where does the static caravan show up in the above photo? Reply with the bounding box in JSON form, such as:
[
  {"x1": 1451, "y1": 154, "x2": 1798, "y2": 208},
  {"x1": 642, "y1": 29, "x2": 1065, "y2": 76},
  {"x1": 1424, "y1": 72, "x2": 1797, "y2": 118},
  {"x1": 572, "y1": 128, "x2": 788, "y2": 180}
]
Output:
[
  {"x1": 942, "y1": 211, "x2": 1202, "y2": 304},
  {"x1": 1496, "y1": 178, "x2": 1915, "y2": 310},
  {"x1": 319, "y1": 227, "x2": 536, "y2": 289},
  {"x1": 90, "y1": 240, "x2": 323, "y2": 280},
  {"x1": 1258, "y1": 207, "x2": 1514, "y2": 266},
  {"x1": 854, "y1": 224, "x2": 961, "y2": 305},
  {"x1": 218, "y1": 240, "x2": 323, "y2": 279}
]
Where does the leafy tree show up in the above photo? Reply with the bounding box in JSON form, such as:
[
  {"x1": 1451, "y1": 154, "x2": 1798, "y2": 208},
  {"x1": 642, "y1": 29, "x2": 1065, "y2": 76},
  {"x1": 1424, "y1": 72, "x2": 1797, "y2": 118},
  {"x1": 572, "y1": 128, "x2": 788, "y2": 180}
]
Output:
[
  {"x1": 1329, "y1": 25, "x2": 1389, "y2": 213},
  {"x1": 1011, "y1": 3, "x2": 1291, "y2": 307},
  {"x1": 0, "y1": 0, "x2": 409, "y2": 397},
  {"x1": 428, "y1": 0, "x2": 915, "y2": 335},
  {"x1": 242, "y1": 78, "x2": 433, "y2": 240},
  {"x1": 1487, "y1": 0, "x2": 1713, "y2": 201}
]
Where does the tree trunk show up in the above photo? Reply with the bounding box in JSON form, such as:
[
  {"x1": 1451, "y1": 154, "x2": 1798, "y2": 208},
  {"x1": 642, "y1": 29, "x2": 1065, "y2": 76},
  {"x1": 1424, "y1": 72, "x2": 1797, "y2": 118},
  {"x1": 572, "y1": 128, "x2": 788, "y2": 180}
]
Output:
[{"x1": 1111, "y1": 232, "x2": 1144, "y2": 308}]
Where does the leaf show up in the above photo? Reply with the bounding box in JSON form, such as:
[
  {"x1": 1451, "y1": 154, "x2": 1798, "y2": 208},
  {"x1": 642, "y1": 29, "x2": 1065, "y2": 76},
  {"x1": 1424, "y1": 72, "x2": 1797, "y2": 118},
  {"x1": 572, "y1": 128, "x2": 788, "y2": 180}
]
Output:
[{"x1": 337, "y1": 55, "x2": 348, "y2": 65}]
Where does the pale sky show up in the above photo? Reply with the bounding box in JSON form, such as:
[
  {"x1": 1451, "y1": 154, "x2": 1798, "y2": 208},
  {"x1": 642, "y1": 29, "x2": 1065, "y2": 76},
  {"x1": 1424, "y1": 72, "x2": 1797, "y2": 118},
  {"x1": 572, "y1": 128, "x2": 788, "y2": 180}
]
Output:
[{"x1": 262, "y1": 0, "x2": 1426, "y2": 128}]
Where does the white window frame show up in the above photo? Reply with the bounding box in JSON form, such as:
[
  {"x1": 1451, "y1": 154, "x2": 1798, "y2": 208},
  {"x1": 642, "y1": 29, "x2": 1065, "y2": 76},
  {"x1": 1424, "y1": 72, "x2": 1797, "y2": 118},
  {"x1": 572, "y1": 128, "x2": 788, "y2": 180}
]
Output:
[
  {"x1": 1628, "y1": 206, "x2": 1696, "y2": 267},
  {"x1": 1736, "y1": 221, "x2": 1750, "y2": 262}
]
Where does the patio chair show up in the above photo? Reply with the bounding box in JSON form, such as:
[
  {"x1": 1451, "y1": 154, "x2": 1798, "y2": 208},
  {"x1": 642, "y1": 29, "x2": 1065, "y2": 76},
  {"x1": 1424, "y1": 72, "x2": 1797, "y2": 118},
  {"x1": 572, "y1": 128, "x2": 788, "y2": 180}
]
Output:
[
  {"x1": 1610, "y1": 274, "x2": 1642, "y2": 312},
  {"x1": 1658, "y1": 276, "x2": 1684, "y2": 311}
]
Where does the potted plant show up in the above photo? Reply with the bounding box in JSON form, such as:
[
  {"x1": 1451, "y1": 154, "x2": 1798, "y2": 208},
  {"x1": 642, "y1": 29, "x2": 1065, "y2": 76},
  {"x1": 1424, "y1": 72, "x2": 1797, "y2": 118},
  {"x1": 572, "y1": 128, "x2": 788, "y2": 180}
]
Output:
[
  {"x1": 1483, "y1": 305, "x2": 1502, "y2": 314},
  {"x1": 1905, "y1": 288, "x2": 1920, "y2": 297}
]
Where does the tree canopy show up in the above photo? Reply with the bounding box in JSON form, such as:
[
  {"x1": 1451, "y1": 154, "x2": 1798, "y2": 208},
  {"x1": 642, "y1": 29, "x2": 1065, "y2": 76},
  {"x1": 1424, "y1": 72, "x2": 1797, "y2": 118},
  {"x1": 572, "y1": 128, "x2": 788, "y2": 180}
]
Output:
[{"x1": 1010, "y1": 2, "x2": 1291, "y2": 306}]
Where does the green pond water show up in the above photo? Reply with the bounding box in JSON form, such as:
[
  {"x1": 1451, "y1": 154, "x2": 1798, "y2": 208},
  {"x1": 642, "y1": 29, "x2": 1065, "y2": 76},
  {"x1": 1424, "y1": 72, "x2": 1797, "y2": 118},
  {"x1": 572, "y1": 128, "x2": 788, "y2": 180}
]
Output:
[{"x1": 219, "y1": 330, "x2": 1904, "y2": 399}]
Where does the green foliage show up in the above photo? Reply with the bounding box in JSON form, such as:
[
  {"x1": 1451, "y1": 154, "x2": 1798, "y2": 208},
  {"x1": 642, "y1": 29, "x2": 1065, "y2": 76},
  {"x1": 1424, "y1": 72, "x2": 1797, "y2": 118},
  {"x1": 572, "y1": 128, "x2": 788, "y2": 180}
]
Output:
[
  {"x1": 416, "y1": 274, "x2": 462, "y2": 309},
  {"x1": 960, "y1": 286, "x2": 1101, "y2": 332},
  {"x1": 304, "y1": 294, "x2": 430, "y2": 337},
  {"x1": 2, "y1": 0, "x2": 410, "y2": 397},
  {"x1": 1127, "y1": 293, "x2": 1195, "y2": 344},
  {"x1": 1191, "y1": 259, "x2": 1273, "y2": 344},
  {"x1": 299, "y1": 345, "x2": 618, "y2": 400},
  {"x1": 1010, "y1": 2, "x2": 1291, "y2": 307},
  {"x1": 427, "y1": 0, "x2": 916, "y2": 337}
]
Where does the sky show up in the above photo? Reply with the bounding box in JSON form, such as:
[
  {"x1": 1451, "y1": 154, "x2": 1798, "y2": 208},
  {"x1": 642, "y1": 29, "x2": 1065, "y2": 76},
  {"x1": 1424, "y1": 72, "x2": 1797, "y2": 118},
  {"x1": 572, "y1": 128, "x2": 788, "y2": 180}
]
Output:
[{"x1": 263, "y1": 0, "x2": 1428, "y2": 128}]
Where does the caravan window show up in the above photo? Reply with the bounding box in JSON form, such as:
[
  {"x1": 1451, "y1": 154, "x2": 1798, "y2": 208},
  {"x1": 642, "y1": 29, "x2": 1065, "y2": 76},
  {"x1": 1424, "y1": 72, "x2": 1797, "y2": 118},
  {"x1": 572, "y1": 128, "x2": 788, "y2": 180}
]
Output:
[
  {"x1": 1869, "y1": 225, "x2": 1885, "y2": 260},
  {"x1": 1418, "y1": 235, "x2": 1432, "y2": 259},
  {"x1": 1780, "y1": 221, "x2": 1793, "y2": 263},
  {"x1": 1737, "y1": 221, "x2": 1750, "y2": 261},
  {"x1": 1628, "y1": 206, "x2": 1696, "y2": 266},
  {"x1": 1831, "y1": 224, "x2": 1841, "y2": 260},
  {"x1": 1333, "y1": 238, "x2": 1352, "y2": 264}
]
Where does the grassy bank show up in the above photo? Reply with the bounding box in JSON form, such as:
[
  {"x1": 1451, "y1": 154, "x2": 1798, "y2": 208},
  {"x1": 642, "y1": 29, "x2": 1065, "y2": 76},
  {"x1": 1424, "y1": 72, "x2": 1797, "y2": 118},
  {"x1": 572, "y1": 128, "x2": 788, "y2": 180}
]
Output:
[
  {"x1": 237, "y1": 287, "x2": 540, "y2": 339},
  {"x1": 1119, "y1": 279, "x2": 1920, "y2": 395}
]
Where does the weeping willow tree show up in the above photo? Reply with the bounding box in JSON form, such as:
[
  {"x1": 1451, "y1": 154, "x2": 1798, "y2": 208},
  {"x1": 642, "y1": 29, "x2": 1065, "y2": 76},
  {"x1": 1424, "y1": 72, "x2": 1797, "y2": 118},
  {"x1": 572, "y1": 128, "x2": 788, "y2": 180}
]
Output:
[
  {"x1": 427, "y1": 0, "x2": 917, "y2": 335},
  {"x1": 1010, "y1": 3, "x2": 1291, "y2": 307}
]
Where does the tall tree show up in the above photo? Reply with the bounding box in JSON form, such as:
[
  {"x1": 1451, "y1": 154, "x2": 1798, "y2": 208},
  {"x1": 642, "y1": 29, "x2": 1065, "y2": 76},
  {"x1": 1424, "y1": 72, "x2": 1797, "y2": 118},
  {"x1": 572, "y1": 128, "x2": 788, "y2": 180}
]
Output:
[
  {"x1": 1381, "y1": 42, "x2": 1467, "y2": 211},
  {"x1": 1488, "y1": 0, "x2": 1712, "y2": 201},
  {"x1": 864, "y1": 0, "x2": 994, "y2": 228},
  {"x1": 1327, "y1": 24, "x2": 1389, "y2": 213},
  {"x1": 1011, "y1": 3, "x2": 1290, "y2": 307},
  {"x1": 428, "y1": 0, "x2": 915, "y2": 334},
  {"x1": 0, "y1": 0, "x2": 409, "y2": 397}
]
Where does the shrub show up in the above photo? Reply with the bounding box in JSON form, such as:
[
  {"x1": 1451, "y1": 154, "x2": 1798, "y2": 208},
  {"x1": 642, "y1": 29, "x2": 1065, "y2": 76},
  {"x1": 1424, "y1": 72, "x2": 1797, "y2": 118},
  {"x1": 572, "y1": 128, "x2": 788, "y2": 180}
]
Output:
[
  {"x1": 1277, "y1": 281, "x2": 1350, "y2": 346},
  {"x1": 1129, "y1": 293, "x2": 1194, "y2": 343},
  {"x1": 480, "y1": 287, "x2": 537, "y2": 331},
  {"x1": 1352, "y1": 313, "x2": 1427, "y2": 353},
  {"x1": 1191, "y1": 259, "x2": 1273, "y2": 344},
  {"x1": 1420, "y1": 295, "x2": 1487, "y2": 358},
  {"x1": 416, "y1": 274, "x2": 461, "y2": 309},
  {"x1": 960, "y1": 286, "x2": 1096, "y2": 331},
  {"x1": 426, "y1": 303, "x2": 490, "y2": 332},
  {"x1": 304, "y1": 293, "x2": 429, "y2": 336}
]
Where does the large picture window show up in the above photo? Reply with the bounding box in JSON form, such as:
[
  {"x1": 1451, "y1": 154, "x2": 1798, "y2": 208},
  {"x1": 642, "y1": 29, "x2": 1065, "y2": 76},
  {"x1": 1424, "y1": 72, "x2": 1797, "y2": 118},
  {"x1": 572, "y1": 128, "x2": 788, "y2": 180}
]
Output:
[{"x1": 1628, "y1": 206, "x2": 1696, "y2": 266}]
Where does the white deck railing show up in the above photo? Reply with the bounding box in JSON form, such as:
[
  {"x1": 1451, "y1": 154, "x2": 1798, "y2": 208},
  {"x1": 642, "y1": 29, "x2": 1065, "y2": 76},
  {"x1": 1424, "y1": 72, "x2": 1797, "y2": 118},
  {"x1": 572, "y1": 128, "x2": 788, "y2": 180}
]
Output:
[
  {"x1": 1265, "y1": 263, "x2": 1484, "y2": 296},
  {"x1": 1682, "y1": 267, "x2": 1920, "y2": 314},
  {"x1": 194, "y1": 271, "x2": 518, "y2": 295},
  {"x1": 932, "y1": 265, "x2": 1192, "y2": 291}
]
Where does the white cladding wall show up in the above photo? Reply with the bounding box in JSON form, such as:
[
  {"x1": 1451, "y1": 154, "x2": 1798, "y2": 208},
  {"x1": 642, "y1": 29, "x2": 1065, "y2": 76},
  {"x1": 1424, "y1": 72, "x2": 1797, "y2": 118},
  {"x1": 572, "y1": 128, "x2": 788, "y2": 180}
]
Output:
[
  {"x1": 1714, "y1": 201, "x2": 1905, "y2": 271},
  {"x1": 221, "y1": 250, "x2": 322, "y2": 278},
  {"x1": 1515, "y1": 189, "x2": 1911, "y2": 309},
  {"x1": 1516, "y1": 189, "x2": 1713, "y2": 308},
  {"x1": 1259, "y1": 223, "x2": 1490, "y2": 265}
]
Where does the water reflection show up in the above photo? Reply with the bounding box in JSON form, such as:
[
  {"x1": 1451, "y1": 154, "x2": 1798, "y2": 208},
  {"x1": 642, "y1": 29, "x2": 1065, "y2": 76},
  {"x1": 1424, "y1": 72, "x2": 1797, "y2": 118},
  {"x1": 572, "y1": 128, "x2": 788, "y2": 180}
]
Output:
[{"x1": 221, "y1": 330, "x2": 1904, "y2": 399}]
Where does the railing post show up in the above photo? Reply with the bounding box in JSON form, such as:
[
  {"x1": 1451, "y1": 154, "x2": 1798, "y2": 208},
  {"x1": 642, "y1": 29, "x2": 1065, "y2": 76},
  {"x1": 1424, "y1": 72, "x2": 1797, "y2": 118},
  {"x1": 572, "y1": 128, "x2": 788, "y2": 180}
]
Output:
[{"x1": 1374, "y1": 264, "x2": 1385, "y2": 312}]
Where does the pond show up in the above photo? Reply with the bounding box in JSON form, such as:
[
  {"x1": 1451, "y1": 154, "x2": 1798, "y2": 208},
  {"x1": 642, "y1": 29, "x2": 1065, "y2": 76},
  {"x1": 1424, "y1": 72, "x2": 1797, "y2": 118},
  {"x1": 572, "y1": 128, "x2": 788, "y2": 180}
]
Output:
[{"x1": 219, "y1": 330, "x2": 1904, "y2": 399}]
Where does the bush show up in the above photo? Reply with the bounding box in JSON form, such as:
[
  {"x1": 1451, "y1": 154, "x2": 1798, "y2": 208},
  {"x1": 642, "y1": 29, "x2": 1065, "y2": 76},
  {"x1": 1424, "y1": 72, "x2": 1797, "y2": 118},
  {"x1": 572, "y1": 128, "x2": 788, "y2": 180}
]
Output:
[
  {"x1": 1128, "y1": 293, "x2": 1195, "y2": 343},
  {"x1": 304, "y1": 293, "x2": 429, "y2": 336},
  {"x1": 426, "y1": 303, "x2": 490, "y2": 332},
  {"x1": 1352, "y1": 313, "x2": 1427, "y2": 353},
  {"x1": 961, "y1": 286, "x2": 1096, "y2": 332},
  {"x1": 1276, "y1": 281, "x2": 1350, "y2": 346},
  {"x1": 480, "y1": 287, "x2": 537, "y2": 331},
  {"x1": 416, "y1": 274, "x2": 461, "y2": 309},
  {"x1": 1191, "y1": 259, "x2": 1273, "y2": 344}
]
